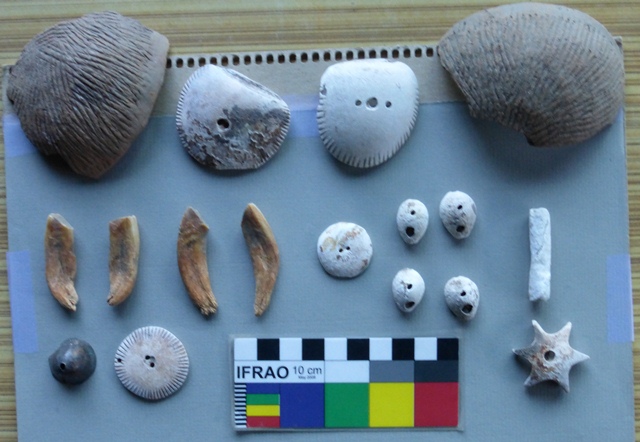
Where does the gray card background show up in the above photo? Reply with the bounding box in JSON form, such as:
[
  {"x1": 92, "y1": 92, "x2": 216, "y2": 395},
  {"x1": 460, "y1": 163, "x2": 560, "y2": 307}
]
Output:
[{"x1": 2, "y1": 46, "x2": 634, "y2": 441}]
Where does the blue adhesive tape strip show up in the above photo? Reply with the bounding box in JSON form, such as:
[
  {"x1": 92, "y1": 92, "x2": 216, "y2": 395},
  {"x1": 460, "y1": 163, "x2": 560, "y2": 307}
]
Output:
[
  {"x1": 606, "y1": 254, "x2": 634, "y2": 343},
  {"x1": 283, "y1": 95, "x2": 320, "y2": 139},
  {"x1": 7, "y1": 251, "x2": 38, "y2": 353},
  {"x1": 289, "y1": 110, "x2": 319, "y2": 139},
  {"x1": 2, "y1": 115, "x2": 38, "y2": 158}
]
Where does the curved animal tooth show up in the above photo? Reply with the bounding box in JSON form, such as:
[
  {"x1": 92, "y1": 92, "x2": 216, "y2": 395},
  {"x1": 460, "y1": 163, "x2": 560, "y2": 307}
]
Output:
[
  {"x1": 241, "y1": 204, "x2": 280, "y2": 316},
  {"x1": 176, "y1": 65, "x2": 290, "y2": 170},
  {"x1": 7, "y1": 11, "x2": 169, "y2": 178},
  {"x1": 114, "y1": 326, "x2": 189, "y2": 400},
  {"x1": 317, "y1": 222, "x2": 373, "y2": 278},
  {"x1": 317, "y1": 59, "x2": 419, "y2": 168},
  {"x1": 107, "y1": 216, "x2": 140, "y2": 306},
  {"x1": 438, "y1": 3, "x2": 624, "y2": 147},
  {"x1": 45, "y1": 214, "x2": 78, "y2": 311},
  {"x1": 177, "y1": 207, "x2": 218, "y2": 315}
]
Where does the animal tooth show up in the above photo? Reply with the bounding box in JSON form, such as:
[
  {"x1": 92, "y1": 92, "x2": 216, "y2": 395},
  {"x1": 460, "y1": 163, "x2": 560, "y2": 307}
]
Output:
[
  {"x1": 107, "y1": 216, "x2": 140, "y2": 306},
  {"x1": 177, "y1": 207, "x2": 218, "y2": 315},
  {"x1": 241, "y1": 203, "x2": 280, "y2": 316},
  {"x1": 45, "y1": 213, "x2": 78, "y2": 311}
]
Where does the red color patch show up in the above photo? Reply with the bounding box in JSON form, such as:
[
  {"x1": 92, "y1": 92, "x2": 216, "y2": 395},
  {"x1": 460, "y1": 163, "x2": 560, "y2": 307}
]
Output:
[
  {"x1": 247, "y1": 416, "x2": 280, "y2": 428},
  {"x1": 414, "y1": 382, "x2": 458, "y2": 427}
]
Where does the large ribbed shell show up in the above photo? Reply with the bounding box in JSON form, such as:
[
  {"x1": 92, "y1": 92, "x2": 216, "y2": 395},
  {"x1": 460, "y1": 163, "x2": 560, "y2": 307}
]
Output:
[
  {"x1": 438, "y1": 3, "x2": 624, "y2": 147},
  {"x1": 6, "y1": 11, "x2": 169, "y2": 178}
]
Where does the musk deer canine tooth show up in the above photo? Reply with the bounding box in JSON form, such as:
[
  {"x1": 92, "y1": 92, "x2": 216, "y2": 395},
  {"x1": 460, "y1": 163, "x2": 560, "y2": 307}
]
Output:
[
  {"x1": 241, "y1": 203, "x2": 280, "y2": 316},
  {"x1": 177, "y1": 207, "x2": 218, "y2": 315},
  {"x1": 107, "y1": 216, "x2": 140, "y2": 306},
  {"x1": 45, "y1": 213, "x2": 78, "y2": 311}
]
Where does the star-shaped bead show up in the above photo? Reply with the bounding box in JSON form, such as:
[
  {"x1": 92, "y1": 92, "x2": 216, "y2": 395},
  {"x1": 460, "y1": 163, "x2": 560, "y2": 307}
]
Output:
[{"x1": 513, "y1": 320, "x2": 589, "y2": 392}]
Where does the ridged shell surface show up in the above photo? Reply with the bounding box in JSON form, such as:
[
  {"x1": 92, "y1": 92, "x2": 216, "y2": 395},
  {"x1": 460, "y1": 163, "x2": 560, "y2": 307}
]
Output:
[
  {"x1": 114, "y1": 326, "x2": 189, "y2": 401},
  {"x1": 317, "y1": 60, "x2": 419, "y2": 167},
  {"x1": 438, "y1": 2, "x2": 624, "y2": 147},
  {"x1": 6, "y1": 11, "x2": 169, "y2": 178},
  {"x1": 176, "y1": 65, "x2": 290, "y2": 170}
]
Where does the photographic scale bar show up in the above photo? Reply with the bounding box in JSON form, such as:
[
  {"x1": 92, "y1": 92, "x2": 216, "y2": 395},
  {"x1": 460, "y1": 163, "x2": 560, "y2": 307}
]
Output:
[{"x1": 233, "y1": 337, "x2": 459, "y2": 430}]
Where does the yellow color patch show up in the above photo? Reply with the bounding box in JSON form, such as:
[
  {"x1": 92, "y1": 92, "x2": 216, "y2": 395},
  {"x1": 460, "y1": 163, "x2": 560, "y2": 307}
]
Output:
[
  {"x1": 246, "y1": 404, "x2": 280, "y2": 417},
  {"x1": 369, "y1": 383, "x2": 414, "y2": 427}
]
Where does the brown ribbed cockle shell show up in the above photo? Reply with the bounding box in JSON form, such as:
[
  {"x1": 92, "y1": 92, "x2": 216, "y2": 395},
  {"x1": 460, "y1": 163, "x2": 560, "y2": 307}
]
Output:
[
  {"x1": 7, "y1": 11, "x2": 169, "y2": 178},
  {"x1": 437, "y1": 3, "x2": 624, "y2": 147}
]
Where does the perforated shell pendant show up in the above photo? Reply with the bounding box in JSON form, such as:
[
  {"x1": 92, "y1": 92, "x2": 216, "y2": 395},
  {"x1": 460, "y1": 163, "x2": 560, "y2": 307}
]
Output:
[
  {"x1": 114, "y1": 326, "x2": 189, "y2": 401},
  {"x1": 176, "y1": 65, "x2": 290, "y2": 170},
  {"x1": 438, "y1": 3, "x2": 624, "y2": 147},
  {"x1": 6, "y1": 11, "x2": 169, "y2": 178},
  {"x1": 317, "y1": 59, "x2": 419, "y2": 168}
]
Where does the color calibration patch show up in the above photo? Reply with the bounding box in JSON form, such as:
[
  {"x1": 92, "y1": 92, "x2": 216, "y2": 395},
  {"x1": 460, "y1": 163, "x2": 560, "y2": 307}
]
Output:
[{"x1": 233, "y1": 337, "x2": 459, "y2": 430}]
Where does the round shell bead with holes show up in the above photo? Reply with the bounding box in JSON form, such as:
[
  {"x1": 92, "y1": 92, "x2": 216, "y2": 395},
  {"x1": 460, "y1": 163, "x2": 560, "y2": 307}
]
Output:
[{"x1": 317, "y1": 222, "x2": 373, "y2": 278}]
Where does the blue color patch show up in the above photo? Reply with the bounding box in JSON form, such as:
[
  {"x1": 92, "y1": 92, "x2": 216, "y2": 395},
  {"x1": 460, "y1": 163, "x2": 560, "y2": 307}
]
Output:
[
  {"x1": 606, "y1": 254, "x2": 634, "y2": 343},
  {"x1": 246, "y1": 383, "x2": 280, "y2": 394},
  {"x1": 7, "y1": 251, "x2": 38, "y2": 353},
  {"x1": 280, "y1": 383, "x2": 324, "y2": 428},
  {"x1": 3, "y1": 115, "x2": 38, "y2": 158},
  {"x1": 288, "y1": 110, "x2": 319, "y2": 138}
]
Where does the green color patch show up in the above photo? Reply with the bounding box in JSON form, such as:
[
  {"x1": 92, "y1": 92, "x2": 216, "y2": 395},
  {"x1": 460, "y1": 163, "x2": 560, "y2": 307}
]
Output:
[
  {"x1": 324, "y1": 383, "x2": 369, "y2": 428},
  {"x1": 246, "y1": 394, "x2": 280, "y2": 405}
]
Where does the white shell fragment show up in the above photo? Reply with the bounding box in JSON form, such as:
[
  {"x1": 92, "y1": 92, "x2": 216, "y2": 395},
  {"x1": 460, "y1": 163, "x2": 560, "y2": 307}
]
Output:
[
  {"x1": 176, "y1": 65, "x2": 290, "y2": 170},
  {"x1": 396, "y1": 199, "x2": 429, "y2": 245},
  {"x1": 439, "y1": 191, "x2": 477, "y2": 239},
  {"x1": 529, "y1": 208, "x2": 551, "y2": 302},
  {"x1": 513, "y1": 320, "x2": 589, "y2": 393},
  {"x1": 444, "y1": 276, "x2": 479, "y2": 321},
  {"x1": 392, "y1": 268, "x2": 425, "y2": 313},
  {"x1": 114, "y1": 326, "x2": 189, "y2": 401},
  {"x1": 317, "y1": 59, "x2": 419, "y2": 168},
  {"x1": 317, "y1": 222, "x2": 372, "y2": 278},
  {"x1": 438, "y1": 3, "x2": 624, "y2": 147}
]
